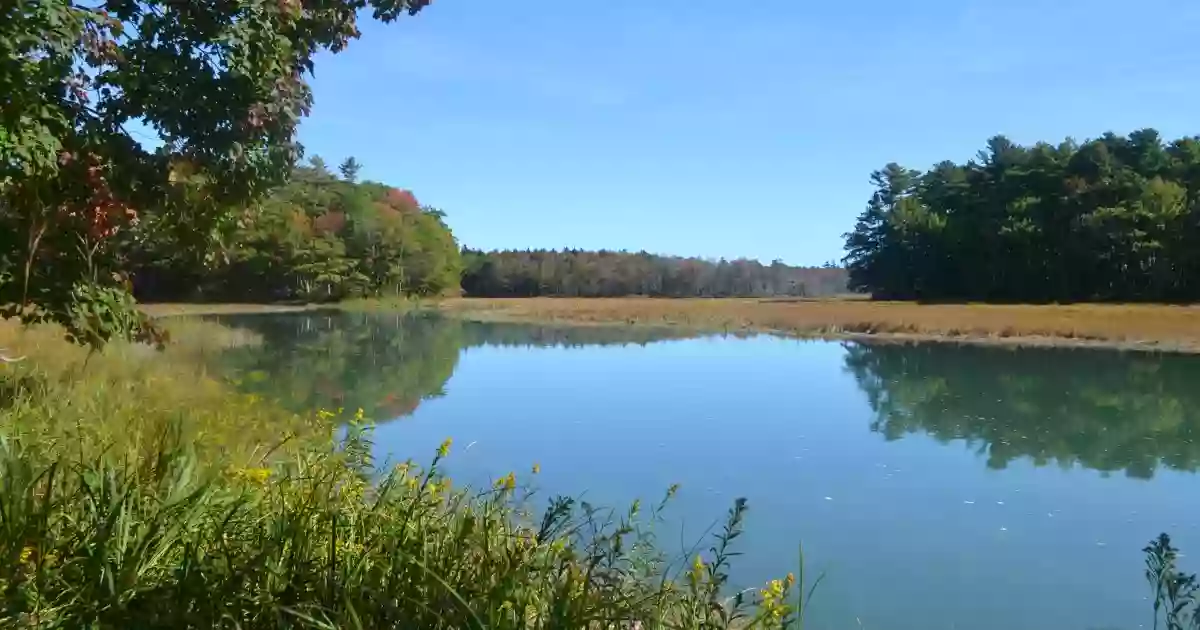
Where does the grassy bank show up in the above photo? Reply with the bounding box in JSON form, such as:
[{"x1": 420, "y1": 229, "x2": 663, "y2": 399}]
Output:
[
  {"x1": 0, "y1": 319, "x2": 809, "y2": 628},
  {"x1": 0, "y1": 317, "x2": 316, "y2": 463},
  {"x1": 434, "y1": 297, "x2": 1200, "y2": 353},
  {"x1": 137, "y1": 296, "x2": 419, "y2": 319}
]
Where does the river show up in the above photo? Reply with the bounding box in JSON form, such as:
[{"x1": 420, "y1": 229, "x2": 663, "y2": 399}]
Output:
[{"x1": 210, "y1": 310, "x2": 1200, "y2": 630}]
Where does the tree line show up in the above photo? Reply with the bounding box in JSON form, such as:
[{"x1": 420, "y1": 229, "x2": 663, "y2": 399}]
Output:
[
  {"x1": 844, "y1": 129, "x2": 1200, "y2": 302},
  {"x1": 127, "y1": 157, "x2": 463, "y2": 303},
  {"x1": 461, "y1": 249, "x2": 848, "y2": 298}
]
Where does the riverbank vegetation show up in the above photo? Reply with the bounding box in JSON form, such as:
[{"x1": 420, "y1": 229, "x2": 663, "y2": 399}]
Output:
[
  {"x1": 0, "y1": 319, "x2": 815, "y2": 628},
  {"x1": 437, "y1": 297, "x2": 1200, "y2": 353},
  {"x1": 845, "y1": 130, "x2": 1200, "y2": 302},
  {"x1": 461, "y1": 249, "x2": 847, "y2": 298}
]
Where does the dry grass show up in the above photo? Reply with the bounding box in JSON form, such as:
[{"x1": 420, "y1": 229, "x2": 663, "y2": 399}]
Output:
[{"x1": 434, "y1": 297, "x2": 1200, "y2": 353}]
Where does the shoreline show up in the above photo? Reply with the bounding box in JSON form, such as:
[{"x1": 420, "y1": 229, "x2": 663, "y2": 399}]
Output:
[
  {"x1": 139, "y1": 303, "x2": 322, "y2": 317},
  {"x1": 136, "y1": 298, "x2": 1200, "y2": 354},
  {"x1": 432, "y1": 297, "x2": 1200, "y2": 355},
  {"x1": 438, "y1": 307, "x2": 1200, "y2": 354}
]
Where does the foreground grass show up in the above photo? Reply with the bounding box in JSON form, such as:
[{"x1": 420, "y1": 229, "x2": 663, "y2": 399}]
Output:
[
  {"x1": 435, "y1": 297, "x2": 1200, "y2": 353},
  {"x1": 0, "y1": 417, "x2": 820, "y2": 629}
]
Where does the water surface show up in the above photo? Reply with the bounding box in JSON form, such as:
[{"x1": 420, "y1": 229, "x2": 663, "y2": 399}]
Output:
[{"x1": 212, "y1": 311, "x2": 1200, "y2": 630}]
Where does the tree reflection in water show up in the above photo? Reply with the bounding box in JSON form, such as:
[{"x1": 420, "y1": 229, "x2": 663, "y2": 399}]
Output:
[{"x1": 842, "y1": 341, "x2": 1200, "y2": 479}]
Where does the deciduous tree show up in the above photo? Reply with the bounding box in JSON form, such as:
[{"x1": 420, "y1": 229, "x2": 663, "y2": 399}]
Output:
[{"x1": 1, "y1": 0, "x2": 431, "y2": 344}]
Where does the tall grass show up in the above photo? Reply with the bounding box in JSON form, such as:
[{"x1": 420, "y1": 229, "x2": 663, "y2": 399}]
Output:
[
  {"x1": 0, "y1": 318, "x2": 315, "y2": 462},
  {"x1": 0, "y1": 416, "x2": 812, "y2": 629}
]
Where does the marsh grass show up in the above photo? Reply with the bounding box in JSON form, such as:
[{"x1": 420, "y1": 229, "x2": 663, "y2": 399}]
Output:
[
  {"x1": 0, "y1": 318, "x2": 313, "y2": 464},
  {"x1": 436, "y1": 297, "x2": 1200, "y2": 352}
]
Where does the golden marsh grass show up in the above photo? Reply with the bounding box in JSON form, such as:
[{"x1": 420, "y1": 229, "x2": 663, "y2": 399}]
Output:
[{"x1": 435, "y1": 297, "x2": 1200, "y2": 353}]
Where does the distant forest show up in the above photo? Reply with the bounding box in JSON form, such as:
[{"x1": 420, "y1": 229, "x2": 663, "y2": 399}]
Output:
[
  {"x1": 460, "y1": 249, "x2": 848, "y2": 298},
  {"x1": 844, "y1": 129, "x2": 1200, "y2": 302}
]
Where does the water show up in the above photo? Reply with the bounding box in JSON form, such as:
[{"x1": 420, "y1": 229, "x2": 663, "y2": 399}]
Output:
[{"x1": 211, "y1": 310, "x2": 1200, "y2": 630}]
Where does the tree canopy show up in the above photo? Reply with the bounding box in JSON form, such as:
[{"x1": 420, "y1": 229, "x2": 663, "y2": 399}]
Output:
[
  {"x1": 1, "y1": 0, "x2": 430, "y2": 344},
  {"x1": 461, "y1": 249, "x2": 848, "y2": 298},
  {"x1": 843, "y1": 130, "x2": 1200, "y2": 302},
  {"x1": 128, "y1": 157, "x2": 462, "y2": 303}
]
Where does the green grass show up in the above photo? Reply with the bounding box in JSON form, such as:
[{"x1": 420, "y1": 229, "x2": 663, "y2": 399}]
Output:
[{"x1": 0, "y1": 317, "x2": 315, "y2": 463}]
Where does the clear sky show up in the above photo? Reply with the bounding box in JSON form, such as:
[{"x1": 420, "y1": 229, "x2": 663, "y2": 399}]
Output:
[{"x1": 297, "y1": 0, "x2": 1199, "y2": 266}]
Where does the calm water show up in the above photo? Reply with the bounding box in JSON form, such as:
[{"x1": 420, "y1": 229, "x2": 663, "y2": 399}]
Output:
[{"x1": 212, "y1": 311, "x2": 1200, "y2": 630}]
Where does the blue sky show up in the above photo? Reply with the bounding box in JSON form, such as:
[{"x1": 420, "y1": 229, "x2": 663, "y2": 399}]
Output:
[{"x1": 298, "y1": 0, "x2": 1199, "y2": 266}]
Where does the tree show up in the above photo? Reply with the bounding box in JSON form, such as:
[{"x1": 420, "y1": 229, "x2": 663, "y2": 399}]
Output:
[
  {"x1": 126, "y1": 166, "x2": 464, "y2": 304},
  {"x1": 1, "y1": 0, "x2": 432, "y2": 345},
  {"x1": 339, "y1": 157, "x2": 363, "y2": 183},
  {"x1": 842, "y1": 129, "x2": 1200, "y2": 303}
]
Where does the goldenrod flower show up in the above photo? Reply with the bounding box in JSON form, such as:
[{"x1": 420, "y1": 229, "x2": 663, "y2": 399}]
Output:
[
  {"x1": 354, "y1": 407, "x2": 365, "y2": 421},
  {"x1": 531, "y1": 462, "x2": 540, "y2": 475},
  {"x1": 243, "y1": 467, "x2": 271, "y2": 484},
  {"x1": 437, "y1": 438, "x2": 452, "y2": 458},
  {"x1": 689, "y1": 554, "x2": 705, "y2": 588}
]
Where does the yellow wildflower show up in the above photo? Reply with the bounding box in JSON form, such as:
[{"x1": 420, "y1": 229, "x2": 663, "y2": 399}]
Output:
[
  {"x1": 531, "y1": 462, "x2": 540, "y2": 475},
  {"x1": 231, "y1": 463, "x2": 270, "y2": 484},
  {"x1": 759, "y1": 578, "x2": 790, "y2": 620},
  {"x1": 495, "y1": 471, "x2": 516, "y2": 492},
  {"x1": 689, "y1": 554, "x2": 705, "y2": 588},
  {"x1": 437, "y1": 438, "x2": 453, "y2": 458},
  {"x1": 317, "y1": 409, "x2": 336, "y2": 421},
  {"x1": 19, "y1": 546, "x2": 34, "y2": 564},
  {"x1": 241, "y1": 467, "x2": 271, "y2": 484},
  {"x1": 354, "y1": 407, "x2": 365, "y2": 421}
]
